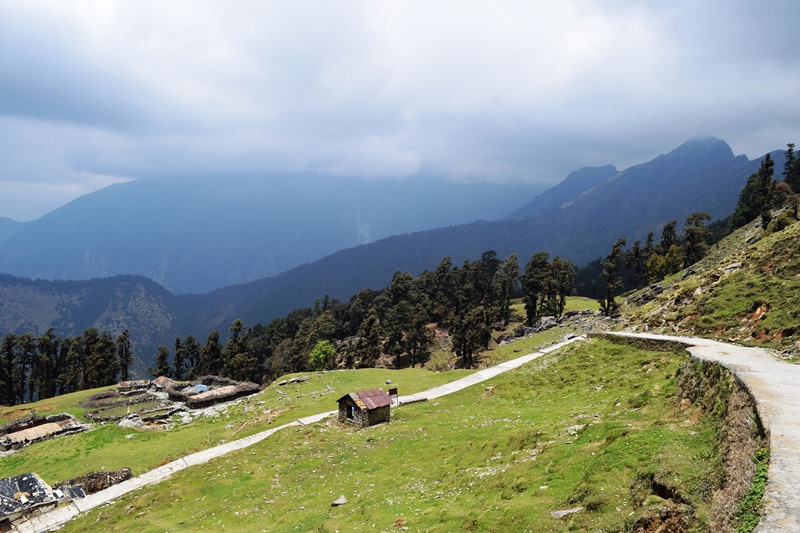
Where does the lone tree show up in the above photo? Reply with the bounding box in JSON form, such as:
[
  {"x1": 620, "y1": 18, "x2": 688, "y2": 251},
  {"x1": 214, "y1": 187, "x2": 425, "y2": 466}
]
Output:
[
  {"x1": 309, "y1": 340, "x2": 336, "y2": 371},
  {"x1": 599, "y1": 238, "x2": 627, "y2": 316},
  {"x1": 116, "y1": 330, "x2": 133, "y2": 382}
]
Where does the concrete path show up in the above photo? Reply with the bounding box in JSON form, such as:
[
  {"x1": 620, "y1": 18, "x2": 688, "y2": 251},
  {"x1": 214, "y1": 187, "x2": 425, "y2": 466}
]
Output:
[
  {"x1": 398, "y1": 336, "x2": 585, "y2": 404},
  {"x1": 14, "y1": 336, "x2": 586, "y2": 532},
  {"x1": 603, "y1": 332, "x2": 800, "y2": 533}
]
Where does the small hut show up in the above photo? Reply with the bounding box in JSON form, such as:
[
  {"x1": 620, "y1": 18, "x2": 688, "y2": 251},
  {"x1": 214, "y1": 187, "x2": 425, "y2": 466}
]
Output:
[{"x1": 337, "y1": 388, "x2": 393, "y2": 428}]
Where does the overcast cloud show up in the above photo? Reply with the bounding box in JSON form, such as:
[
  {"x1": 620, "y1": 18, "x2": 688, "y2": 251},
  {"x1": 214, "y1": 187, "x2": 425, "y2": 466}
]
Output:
[{"x1": 1, "y1": 0, "x2": 798, "y2": 220}]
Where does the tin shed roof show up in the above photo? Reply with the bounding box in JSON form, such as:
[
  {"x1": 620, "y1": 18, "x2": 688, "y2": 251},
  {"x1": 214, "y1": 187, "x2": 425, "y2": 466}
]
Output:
[
  {"x1": 0, "y1": 473, "x2": 55, "y2": 516},
  {"x1": 338, "y1": 388, "x2": 393, "y2": 410}
]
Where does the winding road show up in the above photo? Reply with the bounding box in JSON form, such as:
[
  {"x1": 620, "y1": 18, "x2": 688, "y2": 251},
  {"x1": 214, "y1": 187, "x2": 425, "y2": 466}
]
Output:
[{"x1": 13, "y1": 332, "x2": 800, "y2": 532}]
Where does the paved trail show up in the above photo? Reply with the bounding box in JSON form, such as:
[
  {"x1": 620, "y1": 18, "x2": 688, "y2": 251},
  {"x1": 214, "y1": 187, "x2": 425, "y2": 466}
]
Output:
[
  {"x1": 604, "y1": 332, "x2": 800, "y2": 533},
  {"x1": 15, "y1": 333, "x2": 800, "y2": 532},
  {"x1": 15, "y1": 336, "x2": 585, "y2": 532}
]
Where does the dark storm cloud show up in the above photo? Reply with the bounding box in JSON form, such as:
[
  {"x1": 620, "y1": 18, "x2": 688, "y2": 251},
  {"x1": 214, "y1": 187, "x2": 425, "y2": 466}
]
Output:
[{"x1": 0, "y1": 0, "x2": 798, "y2": 220}]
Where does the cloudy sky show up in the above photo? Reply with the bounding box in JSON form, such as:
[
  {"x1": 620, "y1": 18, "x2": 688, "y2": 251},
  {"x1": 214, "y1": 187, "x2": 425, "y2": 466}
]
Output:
[{"x1": 1, "y1": 0, "x2": 798, "y2": 221}]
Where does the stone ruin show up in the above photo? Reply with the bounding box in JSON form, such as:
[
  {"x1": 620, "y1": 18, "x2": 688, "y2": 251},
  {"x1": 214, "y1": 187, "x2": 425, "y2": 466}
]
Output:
[
  {"x1": 81, "y1": 375, "x2": 261, "y2": 425},
  {"x1": 0, "y1": 413, "x2": 87, "y2": 452}
]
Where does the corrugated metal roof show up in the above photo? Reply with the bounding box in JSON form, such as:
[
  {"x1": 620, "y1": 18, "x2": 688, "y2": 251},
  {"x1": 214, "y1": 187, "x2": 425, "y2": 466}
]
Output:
[{"x1": 338, "y1": 388, "x2": 393, "y2": 410}]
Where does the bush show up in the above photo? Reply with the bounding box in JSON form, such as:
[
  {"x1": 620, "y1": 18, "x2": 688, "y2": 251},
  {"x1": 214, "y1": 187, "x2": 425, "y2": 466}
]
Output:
[{"x1": 766, "y1": 213, "x2": 793, "y2": 234}]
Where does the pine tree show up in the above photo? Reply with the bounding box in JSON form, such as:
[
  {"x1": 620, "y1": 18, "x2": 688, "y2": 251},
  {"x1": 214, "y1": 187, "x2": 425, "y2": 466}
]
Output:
[
  {"x1": 493, "y1": 254, "x2": 519, "y2": 326},
  {"x1": 784, "y1": 143, "x2": 800, "y2": 193},
  {"x1": 173, "y1": 337, "x2": 186, "y2": 380},
  {"x1": 151, "y1": 345, "x2": 172, "y2": 378},
  {"x1": 658, "y1": 221, "x2": 678, "y2": 255},
  {"x1": 683, "y1": 212, "x2": 711, "y2": 267},
  {"x1": 14, "y1": 333, "x2": 37, "y2": 403},
  {"x1": 730, "y1": 153, "x2": 775, "y2": 230},
  {"x1": 355, "y1": 309, "x2": 382, "y2": 368},
  {"x1": 183, "y1": 335, "x2": 201, "y2": 379},
  {"x1": 757, "y1": 153, "x2": 776, "y2": 229},
  {"x1": 33, "y1": 329, "x2": 59, "y2": 400},
  {"x1": 599, "y1": 238, "x2": 627, "y2": 316},
  {"x1": 554, "y1": 258, "x2": 576, "y2": 316},
  {"x1": 116, "y1": 330, "x2": 133, "y2": 382},
  {"x1": 0, "y1": 334, "x2": 16, "y2": 405},
  {"x1": 201, "y1": 330, "x2": 223, "y2": 376},
  {"x1": 431, "y1": 257, "x2": 456, "y2": 325},
  {"x1": 451, "y1": 306, "x2": 491, "y2": 368},
  {"x1": 95, "y1": 332, "x2": 119, "y2": 386},
  {"x1": 521, "y1": 252, "x2": 550, "y2": 325},
  {"x1": 405, "y1": 304, "x2": 433, "y2": 368}
]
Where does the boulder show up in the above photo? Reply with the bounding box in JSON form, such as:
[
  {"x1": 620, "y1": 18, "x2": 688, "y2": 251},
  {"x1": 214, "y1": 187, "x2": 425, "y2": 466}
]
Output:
[{"x1": 551, "y1": 506, "x2": 583, "y2": 519}]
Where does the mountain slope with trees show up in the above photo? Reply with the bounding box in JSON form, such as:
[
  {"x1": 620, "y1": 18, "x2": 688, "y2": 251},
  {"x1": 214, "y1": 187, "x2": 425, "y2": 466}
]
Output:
[
  {"x1": 0, "y1": 138, "x2": 788, "y2": 378},
  {"x1": 0, "y1": 274, "x2": 186, "y2": 375},
  {"x1": 191, "y1": 137, "x2": 779, "y2": 329}
]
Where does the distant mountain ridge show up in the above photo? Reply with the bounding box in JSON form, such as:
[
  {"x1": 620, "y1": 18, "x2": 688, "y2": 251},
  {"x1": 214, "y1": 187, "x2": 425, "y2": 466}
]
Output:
[
  {"x1": 0, "y1": 217, "x2": 26, "y2": 246},
  {"x1": 505, "y1": 164, "x2": 618, "y2": 219},
  {"x1": 0, "y1": 175, "x2": 543, "y2": 294}
]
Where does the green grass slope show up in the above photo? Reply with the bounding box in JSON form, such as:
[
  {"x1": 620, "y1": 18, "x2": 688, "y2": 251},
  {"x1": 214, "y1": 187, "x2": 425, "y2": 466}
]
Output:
[
  {"x1": 623, "y1": 216, "x2": 800, "y2": 358},
  {"x1": 0, "y1": 368, "x2": 471, "y2": 483},
  {"x1": 62, "y1": 339, "x2": 725, "y2": 532}
]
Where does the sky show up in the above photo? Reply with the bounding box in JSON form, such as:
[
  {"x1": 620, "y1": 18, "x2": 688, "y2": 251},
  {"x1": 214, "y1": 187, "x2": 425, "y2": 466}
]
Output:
[{"x1": 1, "y1": 1, "x2": 799, "y2": 221}]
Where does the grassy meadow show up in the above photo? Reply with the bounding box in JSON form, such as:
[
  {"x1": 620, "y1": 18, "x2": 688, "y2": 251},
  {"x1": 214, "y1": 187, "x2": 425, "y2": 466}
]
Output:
[
  {"x1": 0, "y1": 368, "x2": 472, "y2": 482},
  {"x1": 61, "y1": 338, "x2": 724, "y2": 532},
  {"x1": 0, "y1": 312, "x2": 588, "y2": 484}
]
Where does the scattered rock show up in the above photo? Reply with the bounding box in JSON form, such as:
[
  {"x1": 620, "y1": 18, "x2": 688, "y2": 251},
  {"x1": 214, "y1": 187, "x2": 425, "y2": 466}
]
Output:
[
  {"x1": 566, "y1": 424, "x2": 586, "y2": 436},
  {"x1": 385, "y1": 379, "x2": 393, "y2": 385},
  {"x1": 722, "y1": 262, "x2": 742, "y2": 272},
  {"x1": 118, "y1": 415, "x2": 145, "y2": 429},
  {"x1": 332, "y1": 495, "x2": 347, "y2": 506},
  {"x1": 551, "y1": 506, "x2": 583, "y2": 519}
]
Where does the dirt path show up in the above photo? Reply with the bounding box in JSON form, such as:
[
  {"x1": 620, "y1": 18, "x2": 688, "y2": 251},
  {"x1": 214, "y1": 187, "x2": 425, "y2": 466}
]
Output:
[{"x1": 604, "y1": 332, "x2": 800, "y2": 533}]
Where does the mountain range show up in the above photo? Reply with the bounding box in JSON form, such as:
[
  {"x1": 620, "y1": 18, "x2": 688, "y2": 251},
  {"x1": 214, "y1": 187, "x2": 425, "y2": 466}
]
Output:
[
  {"x1": 0, "y1": 137, "x2": 783, "y2": 367},
  {"x1": 0, "y1": 176, "x2": 543, "y2": 294}
]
